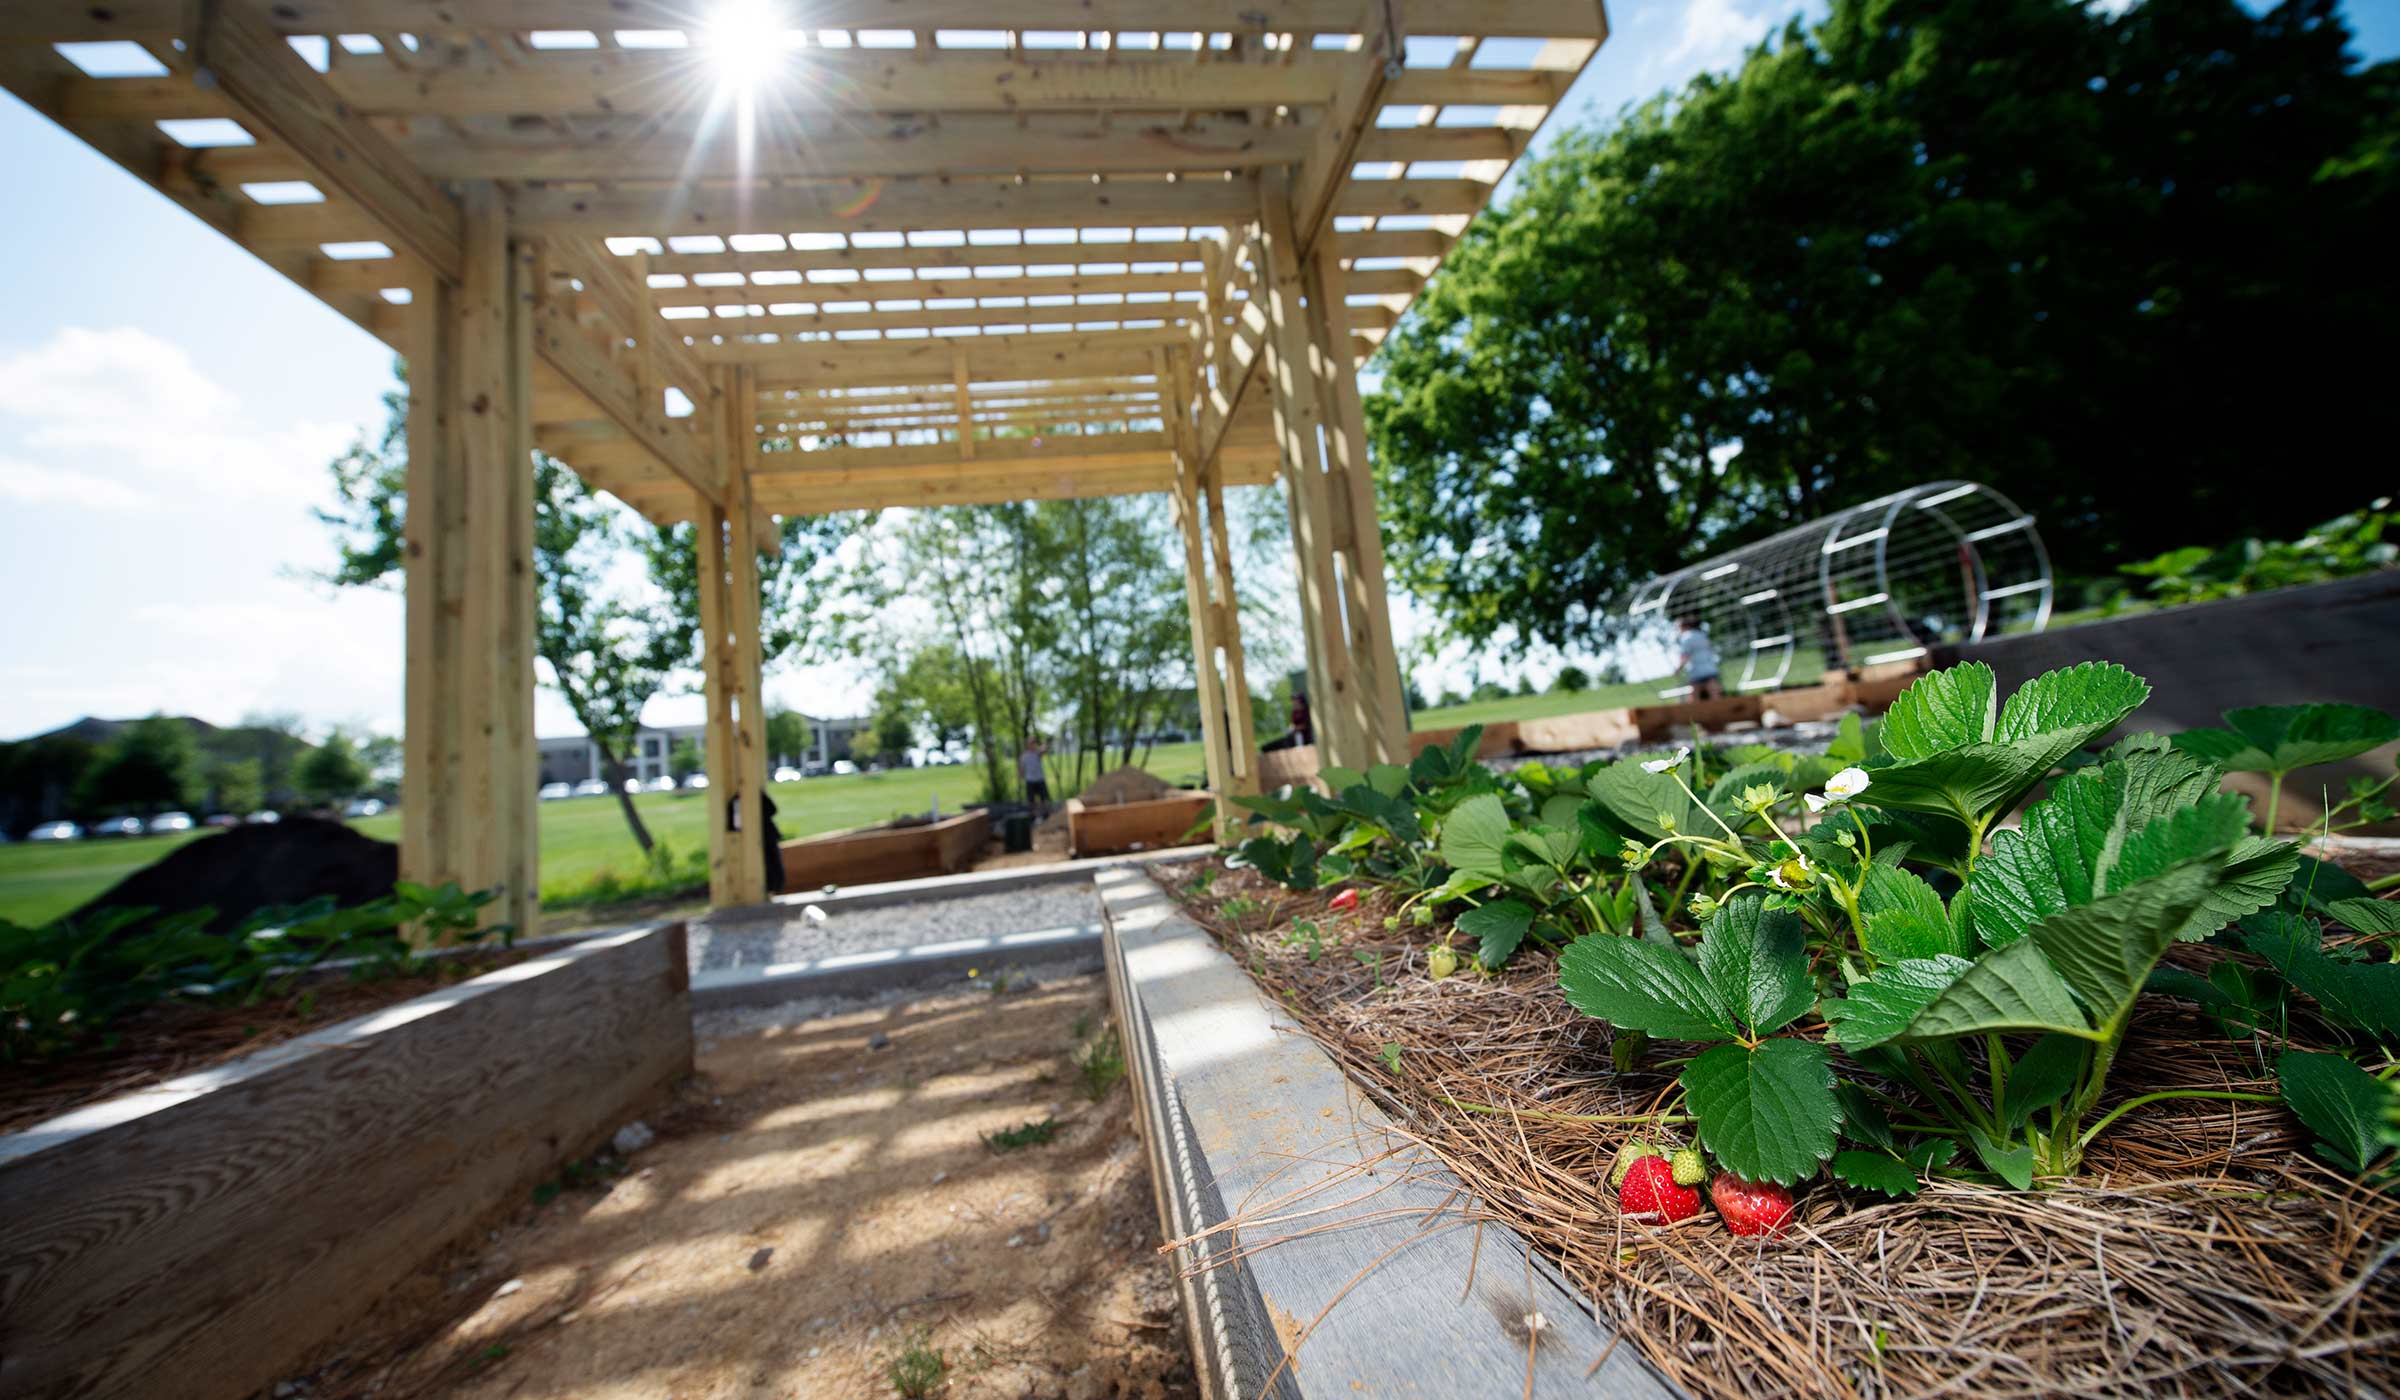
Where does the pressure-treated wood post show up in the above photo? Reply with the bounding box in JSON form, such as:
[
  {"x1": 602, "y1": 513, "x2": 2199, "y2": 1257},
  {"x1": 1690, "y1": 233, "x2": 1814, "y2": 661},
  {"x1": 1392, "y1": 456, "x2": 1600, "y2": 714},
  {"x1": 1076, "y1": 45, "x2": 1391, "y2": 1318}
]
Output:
[
  {"x1": 400, "y1": 183, "x2": 538, "y2": 943},
  {"x1": 1256, "y1": 180, "x2": 1370, "y2": 771},
  {"x1": 699, "y1": 366, "x2": 771, "y2": 909},
  {"x1": 1304, "y1": 241, "x2": 1412, "y2": 762},
  {"x1": 1163, "y1": 347, "x2": 1258, "y2": 841}
]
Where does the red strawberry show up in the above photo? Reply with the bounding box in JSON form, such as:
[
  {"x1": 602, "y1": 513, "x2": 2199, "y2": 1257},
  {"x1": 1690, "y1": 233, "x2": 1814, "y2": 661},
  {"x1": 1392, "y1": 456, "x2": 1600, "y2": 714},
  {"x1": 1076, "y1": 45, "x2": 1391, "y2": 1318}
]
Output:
[
  {"x1": 1617, "y1": 1155, "x2": 1703, "y2": 1224},
  {"x1": 1329, "y1": 888, "x2": 1359, "y2": 912},
  {"x1": 1709, "y1": 1175, "x2": 1796, "y2": 1237}
]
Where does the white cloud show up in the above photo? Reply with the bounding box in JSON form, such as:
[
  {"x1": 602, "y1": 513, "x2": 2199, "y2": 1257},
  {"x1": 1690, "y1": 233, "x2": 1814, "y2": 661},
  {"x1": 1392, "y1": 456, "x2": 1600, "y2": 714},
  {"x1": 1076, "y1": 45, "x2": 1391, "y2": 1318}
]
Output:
[
  {"x1": 0, "y1": 454, "x2": 153, "y2": 510},
  {"x1": 0, "y1": 325, "x2": 355, "y2": 496},
  {"x1": 1657, "y1": 0, "x2": 1782, "y2": 75}
]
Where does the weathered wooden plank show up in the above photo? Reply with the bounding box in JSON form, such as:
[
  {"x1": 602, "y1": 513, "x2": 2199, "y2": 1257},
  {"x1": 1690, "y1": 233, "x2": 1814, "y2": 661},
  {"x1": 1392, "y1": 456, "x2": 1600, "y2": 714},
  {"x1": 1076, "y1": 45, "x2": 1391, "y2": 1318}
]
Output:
[
  {"x1": 1068, "y1": 792, "x2": 1212, "y2": 857},
  {"x1": 0, "y1": 924, "x2": 692, "y2": 1400},
  {"x1": 509, "y1": 174, "x2": 1259, "y2": 239},
  {"x1": 1097, "y1": 873, "x2": 1680, "y2": 1399}
]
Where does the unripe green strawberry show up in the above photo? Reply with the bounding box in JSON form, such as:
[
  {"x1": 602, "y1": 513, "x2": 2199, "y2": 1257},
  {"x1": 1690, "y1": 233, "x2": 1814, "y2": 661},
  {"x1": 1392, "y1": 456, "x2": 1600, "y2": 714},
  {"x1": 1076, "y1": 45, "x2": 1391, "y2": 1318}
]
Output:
[
  {"x1": 1669, "y1": 1148, "x2": 1706, "y2": 1186},
  {"x1": 1427, "y1": 944, "x2": 1459, "y2": 981},
  {"x1": 1411, "y1": 906, "x2": 1435, "y2": 926},
  {"x1": 1606, "y1": 1140, "x2": 1656, "y2": 1189}
]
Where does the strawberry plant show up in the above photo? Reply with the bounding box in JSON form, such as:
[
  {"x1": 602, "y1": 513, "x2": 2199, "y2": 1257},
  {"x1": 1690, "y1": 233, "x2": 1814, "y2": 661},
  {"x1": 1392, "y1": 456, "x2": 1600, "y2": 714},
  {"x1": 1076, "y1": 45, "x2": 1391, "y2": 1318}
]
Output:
[{"x1": 1213, "y1": 658, "x2": 2397, "y2": 1198}]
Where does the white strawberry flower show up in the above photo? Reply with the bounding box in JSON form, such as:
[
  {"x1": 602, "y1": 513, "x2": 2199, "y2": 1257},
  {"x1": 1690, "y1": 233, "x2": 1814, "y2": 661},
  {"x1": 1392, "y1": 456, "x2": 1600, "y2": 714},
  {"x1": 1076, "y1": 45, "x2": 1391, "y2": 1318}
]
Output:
[
  {"x1": 1803, "y1": 792, "x2": 1829, "y2": 814},
  {"x1": 1641, "y1": 746, "x2": 1690, "y2": 775},
  {"x1": 1824, "y1": 767, "x2": 1872, "y2": 802},
  {"x1": 1768, "y1": 849, "x2": 1817, "y2": 891}
]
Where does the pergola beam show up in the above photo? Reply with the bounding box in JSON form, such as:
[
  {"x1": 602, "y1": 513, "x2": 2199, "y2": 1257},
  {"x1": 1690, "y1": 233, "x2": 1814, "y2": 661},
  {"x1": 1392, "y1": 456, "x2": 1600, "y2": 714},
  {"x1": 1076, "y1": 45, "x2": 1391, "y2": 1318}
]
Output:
[
  {"x1": 507, "y1": 175, "x2": 1260, "y2": 239},
  {"x1": 1, "y1": 0, "x2": 1610, "y2": 43}
]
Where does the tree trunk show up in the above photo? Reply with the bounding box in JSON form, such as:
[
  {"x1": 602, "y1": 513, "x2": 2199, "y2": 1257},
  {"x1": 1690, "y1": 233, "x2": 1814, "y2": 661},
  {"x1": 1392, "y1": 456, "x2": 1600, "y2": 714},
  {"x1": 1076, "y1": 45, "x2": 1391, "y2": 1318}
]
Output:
[{"x1": 599, "y1": 747, "x2": 654, "y2": 852}]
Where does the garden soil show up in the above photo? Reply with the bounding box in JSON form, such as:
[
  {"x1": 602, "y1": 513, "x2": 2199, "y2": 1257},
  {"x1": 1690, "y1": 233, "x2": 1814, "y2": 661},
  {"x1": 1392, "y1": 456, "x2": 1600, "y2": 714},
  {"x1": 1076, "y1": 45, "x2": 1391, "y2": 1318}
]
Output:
[{"x1": 280, "y1": 974, "x2": 1196, "y2": 1400}]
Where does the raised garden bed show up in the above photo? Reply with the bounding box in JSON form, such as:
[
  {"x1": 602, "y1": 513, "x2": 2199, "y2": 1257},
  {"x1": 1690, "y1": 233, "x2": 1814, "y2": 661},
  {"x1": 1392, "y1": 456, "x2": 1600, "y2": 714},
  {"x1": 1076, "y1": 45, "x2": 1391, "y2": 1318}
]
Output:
[
  {"x1": 1177, "y1": 663, "x2": 2400, "y2": 1399},
  {"x1": 779, "y1": 807, "x2": 991, "y2": 889},
  {"x1": 1067, "y1": 790, "x2": 1213, "y2": 857},
  {"x1": 0, "y1": 923, "x2": 690, "y2": 1400},
  {"x1": 1158, "y1": 860, "x2": 2397, "y2": 1399}
]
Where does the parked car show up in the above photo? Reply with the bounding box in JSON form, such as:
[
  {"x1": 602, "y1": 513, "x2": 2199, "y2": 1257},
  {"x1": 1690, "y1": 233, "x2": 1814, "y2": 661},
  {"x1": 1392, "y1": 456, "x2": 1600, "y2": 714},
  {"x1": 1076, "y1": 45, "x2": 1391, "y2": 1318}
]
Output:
[
  {"x1": 146, "y1": 811, "x2": 195, "y2": 834},
  {"x1": 245, "y1": 810, "x2": 281, "y2": 824},
  {"x1": 682, "y1": 773, "x2": 709, "y2": 790},
  {"x1": 345, "y1": 797, "x2": 386, "y2": 818},
  {"x1": 642, "y1": 775, "x2": 677, "y2": 793},
  {"x1": 573, "y1": 778, "x2": 612, "y2": 797},
  {"x1": 801, "y1": 761, "x2": 828, "y2": 778},
  {"x1": 89, "y1": 816, "x2": 144, "y2": 838},
  {"x1": 773, "y1": 766, "x2": 803, "y2": 784},
  {"x1": 28, "y1": 820, "x2": 81, "y2": 841},
  {"x1": 832, "y1": 759, "x2": 858, "y2": 776},
  {"x1": 205, "y1": 813, "x2": 243, "y2": 828},
  {"x1": 539, "y1": 781, "x2": 574, "y2": 801}
]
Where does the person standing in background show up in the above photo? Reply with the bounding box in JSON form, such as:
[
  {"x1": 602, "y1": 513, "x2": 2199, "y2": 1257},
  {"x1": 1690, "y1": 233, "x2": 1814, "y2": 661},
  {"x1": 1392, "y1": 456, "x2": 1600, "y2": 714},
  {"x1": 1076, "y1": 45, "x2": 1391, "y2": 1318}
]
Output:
[
  {"x1": 1676, "y1": 613, "x2": 1723, "y2": 700},
  {"x1": 1289, "y1": 690, "x2": 1314, "y2": 747},
  {"x1": 1019, "y1": 736, "x2": 1053, "y2": 820}
]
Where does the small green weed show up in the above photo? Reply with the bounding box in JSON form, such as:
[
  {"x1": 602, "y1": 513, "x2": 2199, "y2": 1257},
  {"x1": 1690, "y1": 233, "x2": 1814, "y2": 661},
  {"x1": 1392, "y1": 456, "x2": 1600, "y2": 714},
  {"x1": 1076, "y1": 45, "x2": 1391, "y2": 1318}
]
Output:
[
  {"x1": 1073, "y1": 1027, "x2": 1126, "y2": 1101},
  {"x1": 887, "y1": 1329, "x2": 947, "y2": 1397},
  {"x1": 981, "y1": 1118, "x2": 1059, "y2": 1153}
]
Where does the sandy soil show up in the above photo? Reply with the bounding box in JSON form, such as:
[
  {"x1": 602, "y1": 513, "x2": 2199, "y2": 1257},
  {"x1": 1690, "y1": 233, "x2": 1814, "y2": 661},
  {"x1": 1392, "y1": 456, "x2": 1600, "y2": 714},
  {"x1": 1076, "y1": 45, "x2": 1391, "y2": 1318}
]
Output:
[{"x1": 286, "y1": 975, "x2": 1194, "y2": 1400}]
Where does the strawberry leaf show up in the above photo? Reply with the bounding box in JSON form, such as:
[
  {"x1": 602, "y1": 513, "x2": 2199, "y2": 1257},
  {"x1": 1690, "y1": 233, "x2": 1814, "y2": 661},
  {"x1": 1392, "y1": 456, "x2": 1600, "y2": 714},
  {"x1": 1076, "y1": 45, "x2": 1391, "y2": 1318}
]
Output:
[
  {"x1": 1828, "y1": 1149, "x2": 1920, "y2": 1198},
  {"x1": 1680, "y1": 1038, "x2": 1840, "y2": 1186},
  {"x1": 2173, "y1": 704, "x2": 2400, "y2": 775},
  {"x1": 1694, "y1": 895, "x2": 1814, "y2": 1036},
  {"x1": 1866, "y1": 663, "x2": 2148, "y2": 831},
  {"x1": 1967, "y1": 1125, "x2": 2035, "y2": 1189},
  {"x1": 2002, "y1": 1033, "x2": 2088, "y2": 1130},
  {"x1": 1879, "y1": 663, "x2": 1997, "y2": 760},
  {"x1": 1438, "y1": 793, "x2": 1512, "y2": 878},
  {"x1": 1558, "y1": 932, "x2": 1737, "y2": 1042},
  {"x1": 2277, "y1": 1050, "x2": 2394, "y2": 1175},
  {"x1": 2243, "y1": 913, "x2": 2400, "y2": 1036},
  {"x1": 1884, "y1": 940, "x2": 2094, "y2": 1043},
  {"x1": 1824, "y1": 955, "x2": 1973, "y2": 1050},
  {"x1": 1857, "y1": 865, "x2": 1967, "y2": 961},
  {"x1": 2331, "y1": 898, "x2": 2400, "y2": 936},
  {"x1": 1456, "y1": 899, "x2": 1535, "y2": 970}
]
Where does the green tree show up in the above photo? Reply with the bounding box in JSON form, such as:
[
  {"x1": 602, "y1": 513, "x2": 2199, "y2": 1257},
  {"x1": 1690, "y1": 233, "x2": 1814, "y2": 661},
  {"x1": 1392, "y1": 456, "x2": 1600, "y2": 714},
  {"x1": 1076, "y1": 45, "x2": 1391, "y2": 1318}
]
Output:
[
  {"x1": 1556, "y1": 665, "x2": 1591, "y2": 694},
  {"x1": 315, "y1": 366, "x2": 857, "y2": 854},
  {"x1": 211, "y1": 757, "x2": 264, "y2": 816},
  {"x1": 297, "y1": 731, "x2": 369, "y2": 805},
  {"x1": 1368, "y1": 0, "x2": 2400, "y2": 652},
  {"x1": 766, "y1": 708, "x2": 813, "y2": 766},
  {"x1": 668, "y1": 738, "x2": 703, "y2": 781},
  {"x1": 76, "y1": 715, "x2": 200, "y2": 815}
]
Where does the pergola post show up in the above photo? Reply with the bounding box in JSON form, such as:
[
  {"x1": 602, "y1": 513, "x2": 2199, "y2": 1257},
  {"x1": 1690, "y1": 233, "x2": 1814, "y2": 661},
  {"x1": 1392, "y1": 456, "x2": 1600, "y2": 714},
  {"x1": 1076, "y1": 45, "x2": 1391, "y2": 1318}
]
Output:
[
  {"x1": 1257, "y1": 178, "x2": 1390, "y2": 770},
  {"x1": 1164, "y1": 347, "x2": 1260, "y2": 839},
  {"x1": 400, "y1": 183, "x2": 538, "y2": 942},
  {"x1": 1304, "y1": 241, "x2": 1412, "y2": 761},
  {"x1": 699, "y1": 366, "x2": 772, "y2": 909}
]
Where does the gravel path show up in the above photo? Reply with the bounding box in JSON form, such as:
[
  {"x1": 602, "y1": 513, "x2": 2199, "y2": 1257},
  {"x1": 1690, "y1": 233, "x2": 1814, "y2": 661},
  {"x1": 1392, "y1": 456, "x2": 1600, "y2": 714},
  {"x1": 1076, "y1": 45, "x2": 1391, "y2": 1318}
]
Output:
[{"x1": 686, "y1": 882, "x2": 1103, "y2": 973}]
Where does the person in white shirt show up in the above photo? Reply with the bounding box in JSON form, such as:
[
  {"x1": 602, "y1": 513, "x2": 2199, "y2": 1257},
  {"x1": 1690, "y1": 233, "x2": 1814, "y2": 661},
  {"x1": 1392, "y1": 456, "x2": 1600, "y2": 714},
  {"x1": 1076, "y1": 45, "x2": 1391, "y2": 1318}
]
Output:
[
  {"x1": 1018, "y1": 737, "x2": 1052, "y2": 819},
  {"x1": 1675, "y1": 614, "x2": 1723, "y2": 700}
]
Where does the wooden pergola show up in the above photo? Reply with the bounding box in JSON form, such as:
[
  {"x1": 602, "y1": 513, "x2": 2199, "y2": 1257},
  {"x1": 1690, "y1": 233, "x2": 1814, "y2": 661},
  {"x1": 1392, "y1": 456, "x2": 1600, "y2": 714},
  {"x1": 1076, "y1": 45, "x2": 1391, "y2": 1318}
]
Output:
[{"x1": 4, "y1": 1, "x2": 1607, "y2": 928}]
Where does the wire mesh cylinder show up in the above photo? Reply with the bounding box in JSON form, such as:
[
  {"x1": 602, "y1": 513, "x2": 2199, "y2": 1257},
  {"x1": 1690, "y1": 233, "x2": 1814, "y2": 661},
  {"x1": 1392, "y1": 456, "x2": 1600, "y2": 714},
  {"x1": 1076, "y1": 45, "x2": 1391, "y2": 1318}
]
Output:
[{"x1": 1625, "y1": 481, "x2": 2052, "y2": 691}]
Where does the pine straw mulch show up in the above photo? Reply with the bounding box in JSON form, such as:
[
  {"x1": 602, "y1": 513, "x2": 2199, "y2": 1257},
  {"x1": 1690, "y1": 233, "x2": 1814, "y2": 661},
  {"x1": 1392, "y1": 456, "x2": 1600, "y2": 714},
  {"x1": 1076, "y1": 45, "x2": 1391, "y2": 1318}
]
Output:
[{"x1": 1157, "y1": 861, "x2": 2400, "y2": 1400}]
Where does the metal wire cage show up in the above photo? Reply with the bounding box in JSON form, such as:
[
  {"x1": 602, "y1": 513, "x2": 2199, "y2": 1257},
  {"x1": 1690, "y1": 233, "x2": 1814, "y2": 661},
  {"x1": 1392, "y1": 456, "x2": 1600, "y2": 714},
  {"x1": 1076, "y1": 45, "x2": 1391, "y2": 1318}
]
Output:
[{"x1": 1624, "y1": 481, "x2": 2053, "y2": 693}]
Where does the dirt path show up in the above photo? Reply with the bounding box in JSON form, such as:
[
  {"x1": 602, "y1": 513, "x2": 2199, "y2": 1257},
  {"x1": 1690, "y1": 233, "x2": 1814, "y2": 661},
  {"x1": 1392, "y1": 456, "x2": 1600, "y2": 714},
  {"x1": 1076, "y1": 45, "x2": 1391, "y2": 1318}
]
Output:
[{"x1": 290, "y1": 975, "x2": 1193, "y2": 1400}]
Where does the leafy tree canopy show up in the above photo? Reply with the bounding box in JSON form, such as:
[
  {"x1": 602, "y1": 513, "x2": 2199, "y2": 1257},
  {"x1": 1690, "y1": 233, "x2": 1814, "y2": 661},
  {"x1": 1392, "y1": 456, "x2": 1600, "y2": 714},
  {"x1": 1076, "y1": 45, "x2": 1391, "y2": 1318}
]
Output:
[{"x1": 1366, "y1": 0, "x2": 2400, "y2": 652}]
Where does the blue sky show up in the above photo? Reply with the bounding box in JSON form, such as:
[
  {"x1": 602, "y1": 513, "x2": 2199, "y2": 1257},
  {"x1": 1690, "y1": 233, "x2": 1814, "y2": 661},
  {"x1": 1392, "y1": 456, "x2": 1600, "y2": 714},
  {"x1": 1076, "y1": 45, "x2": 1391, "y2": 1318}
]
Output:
[{"x1": 1, "y1": 0, "x2": 2392, "y2": 742}]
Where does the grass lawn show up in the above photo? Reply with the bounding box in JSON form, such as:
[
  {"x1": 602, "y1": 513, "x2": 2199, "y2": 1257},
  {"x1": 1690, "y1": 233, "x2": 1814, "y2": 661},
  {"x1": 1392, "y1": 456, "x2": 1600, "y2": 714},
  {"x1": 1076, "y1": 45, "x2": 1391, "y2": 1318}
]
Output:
[{"x1": 3, "y1": 688, "x2": 1741, "y2": 925}]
